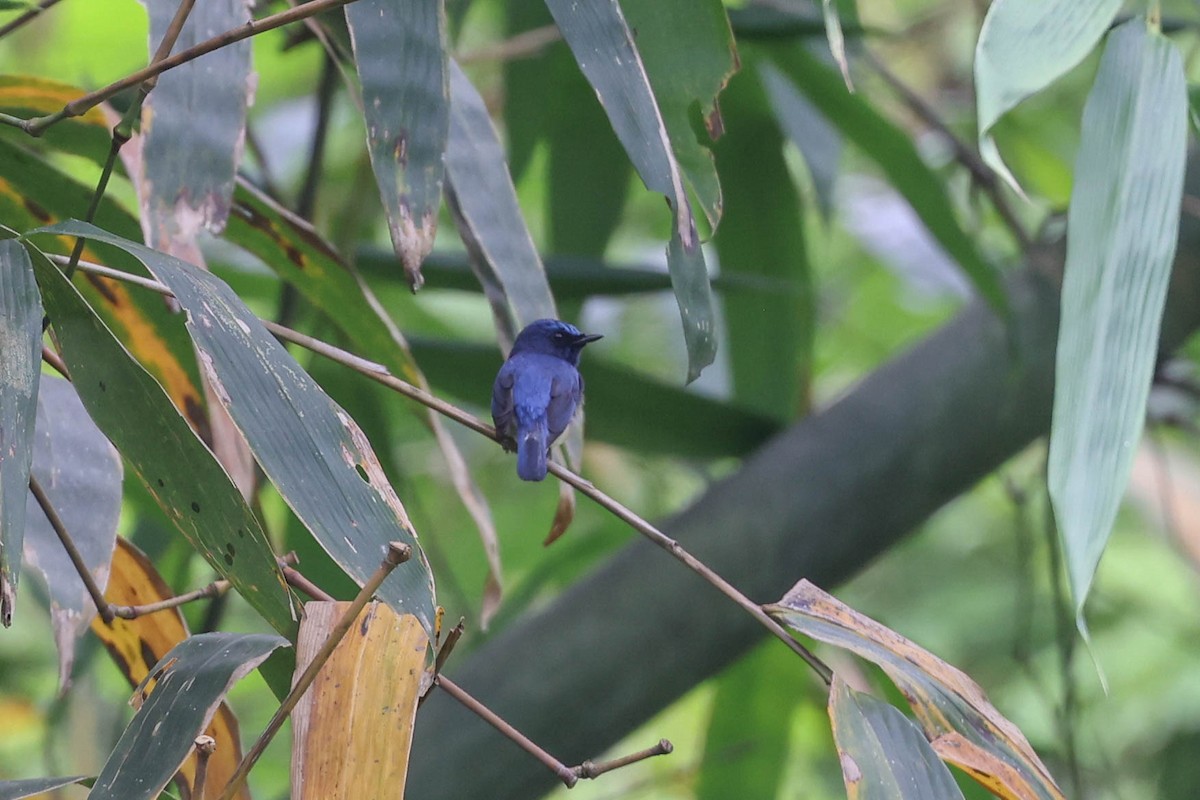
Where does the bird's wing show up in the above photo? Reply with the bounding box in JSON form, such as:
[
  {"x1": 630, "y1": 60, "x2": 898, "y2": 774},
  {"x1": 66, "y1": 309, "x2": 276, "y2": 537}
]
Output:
[
  {"x1": 545, "y1": 368, "x2": 582, "y2": 444},
  {"x1": 491, "y1": 362, "x2": 517, "y2": 444}
]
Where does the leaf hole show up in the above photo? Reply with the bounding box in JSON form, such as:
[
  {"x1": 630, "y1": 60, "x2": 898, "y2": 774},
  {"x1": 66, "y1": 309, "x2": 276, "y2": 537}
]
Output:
[
  {"x1": 355, "y1": 464, "x2": 370, "y2": 484},
  {"x1": 190, "y1": 501, "x2": 200, "y2": 513}
]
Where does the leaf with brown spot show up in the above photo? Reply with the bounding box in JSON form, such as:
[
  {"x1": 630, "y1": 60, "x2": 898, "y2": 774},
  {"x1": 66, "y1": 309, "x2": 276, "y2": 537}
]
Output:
[
  {"x1": 90, "y1": 632, "x2": 287, "y2": 800},
  {"x1": 23, "y1": 376, "x2": 121, "y2": 692},
  {"x1": 0, "y1": 239, "x2": 41, "y2": 627},
  {"x1": 229, "y1": 181, "x2": 500, "y2": 623},
  {"x1": 91, "y1": 538, "x2": 250, "y2": 800},
  {"x1": 829, "y1": 675, "x2": 963, "y2": 799},
  {"x1": 0, "y1": 135, "x2": 210, "y2": 439},
  {"x1": 0, "y1": 75, "x2": 111, "y2": 164},
  {"x1": 768, "y1": 581, "x2": 1064, "y2": 800},
  {"x1": 46, "y1": 221, "x2": 438, "y2": 635},
  {"x1": 29, "y1": 241, "x2": 298, "y2": 637},
  {"x1": 292, "y1": 601, "x2": 427, "y2": 799},
  {"x1": 345, "y1": 0, "x2": 448, "y2": 288}
]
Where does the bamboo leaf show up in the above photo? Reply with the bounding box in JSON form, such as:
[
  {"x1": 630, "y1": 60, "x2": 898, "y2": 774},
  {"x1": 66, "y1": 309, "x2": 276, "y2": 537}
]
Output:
[
  {"x1": 829, "y1": 676, "x2": 965, "y2": 799},
  {"x1": 766, "y1": 43, "x2": 1006, "y2": 316},
  {"x1": 291, "y1": 602, "x2": 426, "y2": 798},
  {"x1": 445, "y1": 59, "x2": 556, "y2": 335},
  {"x1": 975, "y1": 0, "x2": 1121, "y2": 192},
  {"x1": 41, "y1": 222, "x2": 438, "y2": 635},
  {"x1": 0, "y1": 238, "x2": 40, "y2": 626},
  {"x1": 90, "y1": 632, "x2": 288, "y2": 800},
  {"x1": 345, "y1": 0, "x2": 448, "y2": 289},
  {"x1": 545, "y1": 0, "x2": 716, "y2": 381},
  {"x1": 226, "y1": 180, "x2": 498, "y2": 626},
  {"x1": 1047, "y1": 20, "x2": 1188, "y2": 617},
  {"x1": 28, "y1": 242, "x2": 298, "y2": 637},
  {"x1": 92, "y1": 537, "x2": 250, "y2": 800},
  {"x1": 769, "y1": 580, "x2": 1064, "y2": 799},
  {"x1": 23, "y1": 376, "x2": 121, "y2": 691},
  {"x1": 139, "y1": 0, "x2": 252, "y2": 249}
]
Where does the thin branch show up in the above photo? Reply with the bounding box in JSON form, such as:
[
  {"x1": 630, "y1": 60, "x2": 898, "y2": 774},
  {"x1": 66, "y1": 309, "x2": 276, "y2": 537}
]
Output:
[
  {"x1": 41, "y1": 345, "x2": 69, "y2": 379},
  {"x1": 58, "y1": 256, "x2": 834, "y2": 683},
  {"x1": 418, "y1": 617, "x2": 464, "y2": 707},
  {"x1": 573, "y1": 739, "x2": 673, "y2": 780},
  {"x1": 456, "y1": 24, "x2": 562, "y2": 65},
  {"x1": 110, "y1": 578, "x2": 229, "y2": 619},
  {"x1": 436, "y1": 675, "x2": 579, "y2": 788},
  {"x1": 6, "y1": 0, "x2": 358, "y2": 136},
  {"x1": 28, "y1": 474, "x2": 115, "y2": 625},
  {"x1": 191, "y1": 735, "x2": 217, "y2": 799},
  {"x1": 281, "y1": 564, "x2": 333, "y2": 601},
  {"x1": 0, "y1": 0, "x2": 62, "y2": 40},
  {"x1": 862, "y1": 50, "x2": 1032, "y2": 252},
  {"x1": 218, "y1": 542, "x2": 411, "y2": 800}
]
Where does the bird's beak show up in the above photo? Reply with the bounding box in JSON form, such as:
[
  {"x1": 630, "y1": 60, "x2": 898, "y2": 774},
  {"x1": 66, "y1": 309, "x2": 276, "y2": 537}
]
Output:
[{"x1": 576, "y1": 332, "x2": 604, "y2": 346}]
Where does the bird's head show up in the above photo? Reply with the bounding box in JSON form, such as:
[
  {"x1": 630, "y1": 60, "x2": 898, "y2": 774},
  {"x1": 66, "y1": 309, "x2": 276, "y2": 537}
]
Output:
[{"x1": 510, "y1": 319, "x2": 603, "y2": 365}]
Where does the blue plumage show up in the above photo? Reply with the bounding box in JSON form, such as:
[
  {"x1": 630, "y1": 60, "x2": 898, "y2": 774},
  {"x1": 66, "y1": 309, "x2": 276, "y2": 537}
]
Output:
[{"x1": 492, "y1": 319, "x2": 602, "y2": 481}]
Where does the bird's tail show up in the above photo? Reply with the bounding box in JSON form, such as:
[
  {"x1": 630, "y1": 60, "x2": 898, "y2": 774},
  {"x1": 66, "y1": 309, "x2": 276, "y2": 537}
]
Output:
[{"x1": 516, "y1": 416, "x2": 549, "y2": 481}]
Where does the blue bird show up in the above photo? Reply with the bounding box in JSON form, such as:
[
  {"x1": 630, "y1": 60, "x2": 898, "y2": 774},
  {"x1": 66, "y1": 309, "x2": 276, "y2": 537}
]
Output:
[{"x1": 492, "y1": 319, "x2": 603, "y2": 481}]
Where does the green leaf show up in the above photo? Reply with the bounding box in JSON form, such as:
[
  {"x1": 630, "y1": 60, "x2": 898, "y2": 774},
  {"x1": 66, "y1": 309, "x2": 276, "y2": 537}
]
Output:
[
  {"x1": 1047, "y1": 20, "x2": 1187, "y2": 618},
  {"x1": 345, "y1": 0, "x2": 448, "y2": 289},
  {"x1": 618, "y1": 0, "x2": 737, "y2": 231},
  {"x1": 545, "y1": 0, "x2": 716, "y2": 382},
  {"x1": 226, "y1": 180, "x2": 497, "y2": 625},
  {"x1": 445, "y1": 59, "x2": 556, "y2": 334},
  {"x1": 24, "y1": 376, "x2": 121, "y2": 690},
  {"x1": 697, "y1": 643, "x2": 798, "y2": 800},
  {"x1": 407, "y1": 338, "x2": 779, "y2": 459},
  {"x1": 975, "y1": 0, "x2": 1121, "y2": 192},
  {"x1": 0, "y1": 238, "x2": 40, "y2": 626},
  {"x1": 28, "y1": 242, "x2": 299, "y2": 638},
  {"x1": 759, "y1": 60, "x2": 842, "y2": 222},
  {"x1": 829, "y1": 676, "x2": 965, "y2": 799},
  {"x1": 0, "y1": 136, "x2": 212, "y2": 438},
  {"x1": 44, "y1": 222, "x2": 439, "y2": 634},
  {"x1": 138, "y1": 0, "x2": 251, "y2": 246},
  {"x1": 768, "y1": 580, "x2": 1065, "y2": 799},
  {"x1": 765, "y1": 43, "x2": 1006, "y2": 317},
  {"x1": 501, "y1": 0, "x2": 631, "y2": 258},
  {"x1": 712, "y1": 62, "x2": 812, "y2": 420},
  {"x1": 90, "y1": 632, "x2": 288, "y2": 800},
  {"x1": 0, "y1": 75, "x2": 112, "y2": 164},
  {"x1": 820, "y1": 0, "x2": 853, "y2": 90},
  {"x1": 0, "y1": 776, "x2": 90, "y2": 800}
]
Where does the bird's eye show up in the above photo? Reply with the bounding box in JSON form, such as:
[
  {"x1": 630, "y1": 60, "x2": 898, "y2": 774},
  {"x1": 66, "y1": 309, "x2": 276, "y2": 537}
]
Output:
[{"x1": 554, "y1": 332, "x2": 565, "y2": 340}]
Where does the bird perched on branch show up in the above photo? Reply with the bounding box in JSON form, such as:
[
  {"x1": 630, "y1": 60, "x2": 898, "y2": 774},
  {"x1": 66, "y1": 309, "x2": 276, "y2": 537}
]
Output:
[{"x1": 492, "y1": 319, "x2": 603, "y2": 481}]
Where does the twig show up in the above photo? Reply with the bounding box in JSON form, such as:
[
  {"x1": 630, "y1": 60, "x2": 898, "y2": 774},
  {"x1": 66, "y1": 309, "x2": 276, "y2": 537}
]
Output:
[
  {"x1": 457, "y1": 24, "x2": 562, "y2": 64},
  {"x1": 862, "y1": 50, "x2": 1032, "y2": 252},
  {"x1": 281, "y1": 564, "x2": 333, "y2": 601},
  {"x1": 41, "y1": 345, "x2": 69, "y2": 378},
  {"x1": 5, "y1": 0, "x2": 358, "y2": 136},
  {"x1": 109, "y1": 578, "x2": 229, "y2": 619},
  {"x1": 0, "y1": 0, "x2": 62, "y2": 40},
  {"x1": 56, "y1": 256, "x2": 835, "y2": 684},
  {"x1": 191, "y1": 735, "x2": 216, "y2": 799},
  {"x1": 28, "y1": 474, "x2": 114, "y2": 625},
  {"x1": 418, "y1": 617, "x2": 464, "y2": 707},
  {"x1": 436, "y1": 675, "x2": 579, "y2": 788},
  {"x1": 573, "y1": 739, "x2": 673, "y2": 780},
  {"x1": 218, "y1": 542, "x2": 411, "y2": 800}
]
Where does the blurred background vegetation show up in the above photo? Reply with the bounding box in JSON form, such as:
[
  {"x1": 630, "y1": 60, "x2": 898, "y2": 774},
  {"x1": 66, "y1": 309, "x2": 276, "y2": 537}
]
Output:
[{"x1": 2, "y1": 0, "x2": 1200, "y2": 798}]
